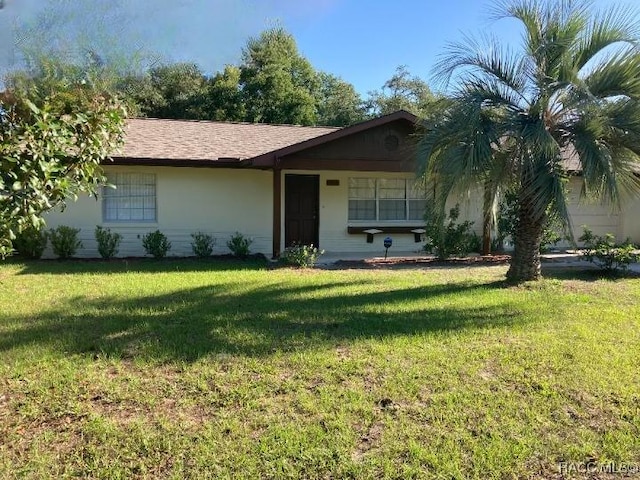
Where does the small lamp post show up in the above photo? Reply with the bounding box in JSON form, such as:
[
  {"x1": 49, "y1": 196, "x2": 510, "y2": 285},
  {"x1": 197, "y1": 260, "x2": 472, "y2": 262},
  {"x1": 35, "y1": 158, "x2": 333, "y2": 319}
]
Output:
[{"x1": 383, "y1": 236, "x2": 392, "y2": 259}]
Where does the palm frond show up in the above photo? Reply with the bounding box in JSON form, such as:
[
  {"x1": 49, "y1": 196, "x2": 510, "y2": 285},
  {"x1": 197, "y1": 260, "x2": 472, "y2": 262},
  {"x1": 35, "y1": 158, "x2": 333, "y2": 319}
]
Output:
[
  {"x1": 602, "y1": 99, "x2": 640, "y2": 154},
  {"x1": 518, "y1": 146, "x2": 573, "y2": 236},
  {"x1": 418, "y1": 0, "x2": 640, "y2": 264},
  {"x1": 538, "y1": 2, "x2": 590, "y2": 84},
  {"x1": 569, "y1": 104, "x2": 640, "y2": 208},
  {"x1": 455, "y1": 76, "x2": 526, "y2": 113},
  {"x1": 489, "y1": 0, "x2": 546, "y2": 55},
  {"x1": 583, "y1": 47, "x2": 640, "y2": 99},
  {"x1": 573, "y1": 4, "x2": 640, "y2": 72},
  {"x1": 416, "y1": 96, "x2": 509, "y2": 216},
  {"x1": 491, "y1": 0, "x2": 591, "y2": 76},
  {"x1": 434, "y1": 33, "x2": 530, "y2": 106},
  {"x1": 546, "y1": 170, "x2": 573, "y2": 238}
]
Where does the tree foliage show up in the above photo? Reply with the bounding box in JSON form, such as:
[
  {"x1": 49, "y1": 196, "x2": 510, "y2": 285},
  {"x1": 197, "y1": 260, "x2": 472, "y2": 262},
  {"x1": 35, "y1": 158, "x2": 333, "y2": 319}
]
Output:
[
  {"x1": 417, "y1": 0, "x2": 640, "y2": 282},
  {"x1": 240, "y1": 27, "x2": 319, "y2": 125},
  {"x1": 113, "y1": 27, "x2": 371, "y2": 126},
  {"x1": 367, "y1": 65, "x2": 437, "y2": 118},
  {"x1": 205, "y1": 65, "x2": 245, "y2": 122},
  {"x1": 315, "y1": 72, "x2": 366, "y2": 127},
  {"x1": 0, "y1": 71, "x2": 126, "y2": 258},
  {"x1": 121, "y1": 63, "x2": 208, "y2": 119},
  {"x1": 5, "y1": 2, "x2": 437, "y2": 127},
  {"x1": 12, "y1": 24, "x2": 435, "y2": 127}
]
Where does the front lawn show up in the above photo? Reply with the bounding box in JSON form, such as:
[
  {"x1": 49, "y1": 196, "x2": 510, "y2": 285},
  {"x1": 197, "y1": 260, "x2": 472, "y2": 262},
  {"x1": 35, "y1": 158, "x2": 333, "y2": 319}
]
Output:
[{"x1": 0, "y1": 260, "x2": 638, "y2": 479}]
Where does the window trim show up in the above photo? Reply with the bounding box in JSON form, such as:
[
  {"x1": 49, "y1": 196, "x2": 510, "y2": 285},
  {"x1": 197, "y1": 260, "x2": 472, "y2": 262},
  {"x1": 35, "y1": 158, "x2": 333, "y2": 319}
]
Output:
[
  {"x1": 102, "y1": 172, "x2": 158, "y2": 224},
  {"x1": 348, "y1": 177, "x2": 427, "y2": 224}
]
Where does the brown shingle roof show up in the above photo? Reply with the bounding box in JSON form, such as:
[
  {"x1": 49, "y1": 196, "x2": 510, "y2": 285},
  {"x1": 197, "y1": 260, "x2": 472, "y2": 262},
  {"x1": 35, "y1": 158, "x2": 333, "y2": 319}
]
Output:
[{"x1": 117, "y1": 118, "x2": 339, "y2": 162}]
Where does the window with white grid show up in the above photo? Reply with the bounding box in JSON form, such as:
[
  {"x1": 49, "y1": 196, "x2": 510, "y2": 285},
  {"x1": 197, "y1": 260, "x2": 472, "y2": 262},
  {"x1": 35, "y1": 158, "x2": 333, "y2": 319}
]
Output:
[
  {"x1": 103, "y1": 173, "x2": 156, "y2": 222},
  {"x1": 408, "y1": 181, "x2": 428, "y2": 221},
  {"x1": 348, "y1": 178, "x2": 427, "y2": 222},
  {"x1": 348, "y1": 178, "x2": 376, "y2": 220}
]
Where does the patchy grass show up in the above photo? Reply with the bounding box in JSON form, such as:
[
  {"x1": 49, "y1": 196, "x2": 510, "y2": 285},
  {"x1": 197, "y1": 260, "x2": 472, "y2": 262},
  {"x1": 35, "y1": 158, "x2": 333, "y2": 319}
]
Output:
[{"x1": 0, "y1": 259, "x2": 639, "y2": 479}]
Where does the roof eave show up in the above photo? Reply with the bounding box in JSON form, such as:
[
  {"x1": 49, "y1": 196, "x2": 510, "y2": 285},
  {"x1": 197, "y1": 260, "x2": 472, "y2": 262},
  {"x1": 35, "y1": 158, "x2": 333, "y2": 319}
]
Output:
[{"x1": 106, "y1": 156, "x2": 250, "y2": 168}]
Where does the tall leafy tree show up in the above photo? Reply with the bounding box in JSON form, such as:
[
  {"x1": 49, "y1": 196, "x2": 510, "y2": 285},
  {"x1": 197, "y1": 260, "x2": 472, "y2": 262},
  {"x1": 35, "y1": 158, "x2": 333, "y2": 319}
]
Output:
[
  {"x1": 239, "y1": 27, "x2": 319, "y2": 125},
  {"x1": 315, "y1": 72, "x2": 366, "y2": 126},
  {"x1": 367, "y1": 66, "x2": 437, "y2": 118},
  {"x1": 417, "y1": 0, "x2": 640, "y2": 282},
  {"x1": 205, "y1": 65, "x2": 246, "y2": 122},
  {"x1": 122, "y1": 63, "x2": 208, "y2": 119}
]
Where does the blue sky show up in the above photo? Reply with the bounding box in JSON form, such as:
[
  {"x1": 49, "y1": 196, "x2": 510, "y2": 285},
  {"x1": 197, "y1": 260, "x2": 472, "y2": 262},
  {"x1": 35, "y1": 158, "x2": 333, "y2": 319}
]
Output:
[{"x1": 1, "y1": 0, "x2": 638, "y2": 95}]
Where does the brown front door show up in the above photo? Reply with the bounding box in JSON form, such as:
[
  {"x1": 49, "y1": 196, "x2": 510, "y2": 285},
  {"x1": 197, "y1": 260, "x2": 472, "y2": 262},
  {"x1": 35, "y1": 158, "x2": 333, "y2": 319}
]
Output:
[{"x1": 285, "y1": 174, "x2": 319, "y2": 248}]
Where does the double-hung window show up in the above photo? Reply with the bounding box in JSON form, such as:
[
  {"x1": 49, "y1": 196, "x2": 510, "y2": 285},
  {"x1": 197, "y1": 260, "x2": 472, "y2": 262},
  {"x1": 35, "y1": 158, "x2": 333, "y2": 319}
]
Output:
[
  {"x1": 103, "y1": 173, "x2": 157, "y2": 222},
  {"x1": 349, "y1": 178, "x2": 427, "y2": 222}
]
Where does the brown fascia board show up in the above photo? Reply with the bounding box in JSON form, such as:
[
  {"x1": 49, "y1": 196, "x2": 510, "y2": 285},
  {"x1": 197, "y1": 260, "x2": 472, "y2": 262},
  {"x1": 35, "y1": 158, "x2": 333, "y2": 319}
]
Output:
[
  {"x1": 279, "y1": 157, "x2": 416, "y2": 172},
  {"x1": 106, "y1": 156, "x2": 249, "y2": 168},
  {"x1": 248, "y1": 110, "x2": 419, "y2": 168}
]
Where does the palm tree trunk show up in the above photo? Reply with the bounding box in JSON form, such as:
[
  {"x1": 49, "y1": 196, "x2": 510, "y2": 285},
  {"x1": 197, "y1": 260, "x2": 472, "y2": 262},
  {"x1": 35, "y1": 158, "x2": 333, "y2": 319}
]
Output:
[
  {"x1": 482, "y1": 181, "x2": 492, "y2": 255},
  {"x1": 506, "y1": 195, "x2": 545, "y2": 282}
]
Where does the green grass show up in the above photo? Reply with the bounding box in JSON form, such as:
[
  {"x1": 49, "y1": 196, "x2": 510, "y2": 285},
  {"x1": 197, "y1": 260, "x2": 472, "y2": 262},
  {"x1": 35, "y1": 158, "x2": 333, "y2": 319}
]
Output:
[{"x1": 0, "y1": 259, "x2": 639, "y2": 479}]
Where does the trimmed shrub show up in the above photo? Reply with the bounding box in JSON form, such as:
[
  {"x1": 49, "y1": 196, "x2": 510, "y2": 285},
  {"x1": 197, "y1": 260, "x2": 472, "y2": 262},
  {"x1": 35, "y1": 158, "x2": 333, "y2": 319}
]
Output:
[
  {"x1": 191, "y1": 232, "x2": 216, "y2": 257},
  {"x1": 49, "y1": 226, "x2": 82, "y2": 259},
  {"x1": 95, "y1": 226, "x2": 122, "y2": 259},
  {"x1": 579, "y1": 227, "x2": 639, "y2": 273},
  {"x1": 142, "y1": 230, "x2": 171, "y2": 259},
  {"x1": 227, "y1": 232, "x2": 252, "y2": 258},
  {"x1": 282, "y1": 243, "x2": 324, "y2": 268},
  {"x1": 497, "y1": 190, "x2": 563, "y2": 252},
  {"x1": 12, "y1": 227, "x2": 48, "y2": 259},
  {"x1": 424, "y1": 205, "x2": 478, "y2": 260}
]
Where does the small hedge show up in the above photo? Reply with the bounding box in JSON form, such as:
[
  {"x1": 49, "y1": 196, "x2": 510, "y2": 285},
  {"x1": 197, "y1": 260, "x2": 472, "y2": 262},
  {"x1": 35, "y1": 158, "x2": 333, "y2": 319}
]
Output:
[
  {"x1": 12, "y1": 227, "x2": 48, "y2": 259},
  {"x1": 227, "y1": 232, "x2": 252, "y2": 258},
  {"x1": 95, "y1": 226, "x2": 122, "y2": 259},
  {"x1": 579, "y1": 227, "x2": 639, "y2": 273},
  {"x1": 49, "y1": 226, "x2": 82, "y2": 259},
  {"x1": 282, "y1": 243, "x2": 324, "y2": 268},
  {"x1": 142, "y1": 230, "x2": 171, "y2": 259},
  {"x1": 191, "y1": 232, "x2": 216, "y2": 257}
]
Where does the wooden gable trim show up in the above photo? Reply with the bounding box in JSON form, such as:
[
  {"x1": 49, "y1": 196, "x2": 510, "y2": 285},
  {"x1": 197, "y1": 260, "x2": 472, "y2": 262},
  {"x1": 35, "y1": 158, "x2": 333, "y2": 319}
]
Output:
[{"x1": 248, "y1": 110, "x2": 418, "y2": 168}]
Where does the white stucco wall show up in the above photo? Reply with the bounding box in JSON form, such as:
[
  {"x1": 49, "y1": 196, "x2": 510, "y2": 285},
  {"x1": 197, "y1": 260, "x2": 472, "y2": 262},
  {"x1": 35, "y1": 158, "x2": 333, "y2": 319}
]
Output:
[
  {"x1": 565, "y1": 177, "x2": 624, "y2": 243},
  {"x1": 44, "y1": 166, "x2": 273, "y2": 258},
  {"x1": 40, "y1": 166, "x2": 639, "y2": 260},
  {"x1": 280, "y1": 170, "x2": 484, "y2": 255},
  {"x1": 620, "y1": 195, "x2": 640, "y2": 242}
]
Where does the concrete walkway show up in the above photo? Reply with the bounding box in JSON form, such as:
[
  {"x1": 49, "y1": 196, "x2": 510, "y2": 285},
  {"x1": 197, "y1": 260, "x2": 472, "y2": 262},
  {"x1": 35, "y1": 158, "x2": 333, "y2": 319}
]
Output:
[{"x1": 540, "y1": 252, "x2": 640, "y2": 273}]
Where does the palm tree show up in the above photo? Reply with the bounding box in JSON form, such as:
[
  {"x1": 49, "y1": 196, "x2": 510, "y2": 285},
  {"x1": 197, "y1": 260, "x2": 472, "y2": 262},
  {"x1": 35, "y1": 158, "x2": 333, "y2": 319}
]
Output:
[{"x1": 417, "y1": 0, "x2": 640, "y2": 282}]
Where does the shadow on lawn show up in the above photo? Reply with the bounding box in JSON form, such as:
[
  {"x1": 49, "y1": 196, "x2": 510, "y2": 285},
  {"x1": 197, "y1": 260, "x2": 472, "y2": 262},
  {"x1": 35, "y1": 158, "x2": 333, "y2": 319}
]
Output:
[
  {"x1": 0, "y1": 276, "x2": 529, "y2": 361},
  {"x1": 542, "y1": 265, "x2": 640, "y2": 282},
  {"x1": 12, "y1": 257, "x2": 270, "y2": 275}
]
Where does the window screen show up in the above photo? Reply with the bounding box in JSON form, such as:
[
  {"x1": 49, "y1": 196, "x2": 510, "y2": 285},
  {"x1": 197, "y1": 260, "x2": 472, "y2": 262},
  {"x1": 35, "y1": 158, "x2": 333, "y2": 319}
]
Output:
[
  {"x1": 348, "y1": 178, "x2": 428, "y2": 222},
  {"x1": 349, "y1": 178, "x2": 376, "y2": 220},
  {"x1": 103, "y1": 173, "x2": 156, "y2": 222}
]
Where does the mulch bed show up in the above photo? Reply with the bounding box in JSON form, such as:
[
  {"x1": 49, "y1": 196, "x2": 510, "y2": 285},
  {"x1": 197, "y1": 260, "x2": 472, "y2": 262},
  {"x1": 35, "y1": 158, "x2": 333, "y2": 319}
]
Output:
[{"x1": 327, "y1": 255, "x2": 512, "y2": 270}]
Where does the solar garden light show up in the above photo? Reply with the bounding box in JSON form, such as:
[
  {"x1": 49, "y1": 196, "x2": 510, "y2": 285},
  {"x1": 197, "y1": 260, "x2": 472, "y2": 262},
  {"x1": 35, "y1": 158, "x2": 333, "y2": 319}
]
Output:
[{"x1": 383, "y1": 236, "x2": 392, "y2": 259}]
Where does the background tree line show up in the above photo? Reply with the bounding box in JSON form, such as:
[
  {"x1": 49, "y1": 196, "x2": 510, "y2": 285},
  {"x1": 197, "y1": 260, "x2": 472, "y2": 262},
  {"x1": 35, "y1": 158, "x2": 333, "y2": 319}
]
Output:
[
  {"x1": 119, "y1": 28, "x2": 437, "y2": 126},
  {"x1": 5, "y1": 27, "x2": 437, "y2": 127}
]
